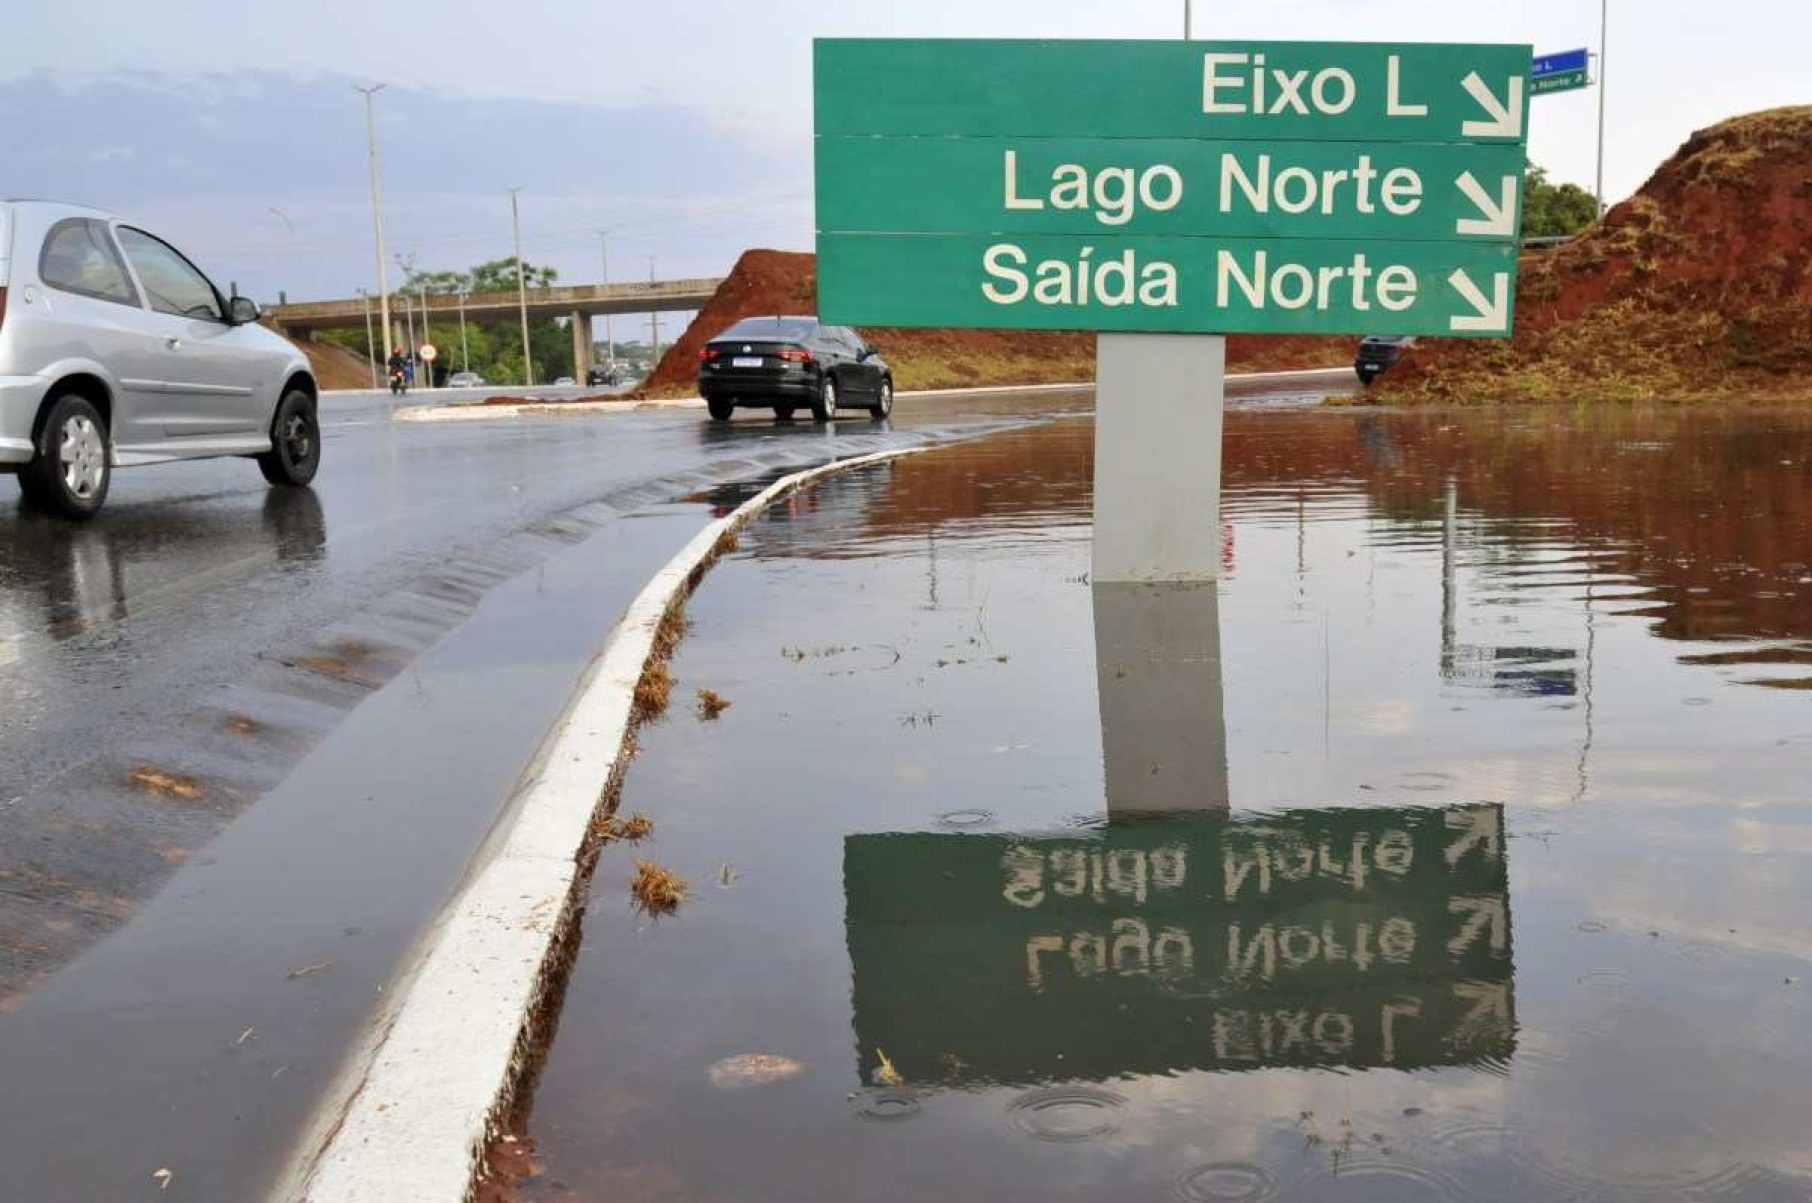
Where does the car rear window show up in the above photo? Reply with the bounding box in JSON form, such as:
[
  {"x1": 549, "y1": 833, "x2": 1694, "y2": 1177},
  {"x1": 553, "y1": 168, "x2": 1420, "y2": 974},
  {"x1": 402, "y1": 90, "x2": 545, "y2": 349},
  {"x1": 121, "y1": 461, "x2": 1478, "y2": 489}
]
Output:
[
  {"x1": 39, "y1": 219, "x2": 139, "y2": 307},
  {"x1": 717, "y1": 317, "x2": 816, "y2": 342}
]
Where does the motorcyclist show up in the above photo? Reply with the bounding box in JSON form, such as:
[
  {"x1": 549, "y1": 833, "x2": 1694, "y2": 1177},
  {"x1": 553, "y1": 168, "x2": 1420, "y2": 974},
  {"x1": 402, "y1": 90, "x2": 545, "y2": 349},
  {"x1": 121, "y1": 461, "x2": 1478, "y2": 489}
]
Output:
[{"x1": 387, "y1": 347, "x2": 408, "y2": 393}]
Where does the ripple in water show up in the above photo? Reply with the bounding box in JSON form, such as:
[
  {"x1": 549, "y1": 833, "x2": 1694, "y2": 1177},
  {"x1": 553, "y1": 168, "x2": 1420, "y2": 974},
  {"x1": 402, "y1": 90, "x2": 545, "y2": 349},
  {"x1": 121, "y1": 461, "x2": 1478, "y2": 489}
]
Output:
[
  {"x1": 1287, "y1": 1154, "x2": 1464, "y2": 1200},
  {"x1": 853, "y1": 1091, "x2": 923, "y2": 1122},
  {"x1": 1173, "y1": 1162, "x2": 1278, "y2": 1203},
  {"x1": 1005, "y1": 1086, "x2": 1126, "y2": 1143},
  {"x1": 936, "y1": 808, "x2": 997, "y2": 829}
]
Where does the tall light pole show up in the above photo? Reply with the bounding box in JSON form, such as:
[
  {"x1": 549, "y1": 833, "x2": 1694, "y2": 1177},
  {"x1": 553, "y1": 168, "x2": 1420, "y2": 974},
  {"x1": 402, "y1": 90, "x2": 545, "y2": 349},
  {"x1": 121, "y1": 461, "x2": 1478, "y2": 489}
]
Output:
[
  {"x1": 358, "y1": 288, "x2": 378, "y2": 388},
  {"x1": 646, "y1": 255, "x2": 661, "y2": 365},
  {"x1": 596, "y1": 229, "x2": 614, "y2": 374},
  {"x1": 1183, "y1": 0, "x2": 1192, "y2": 38},
  {"x1": 508, "y1": 187, "x2": 532, "y2": 386},
  {"x1": 1594, "y1": 0, "x2": 1609, "y2": 217},
  {"x1": 419, "y1": 277, "x2": 432, "y2": 388},
  {"x1": 456, "y1": 287, "x2": 471, "y2": 374},
  {"x1": 399, "y1": 294, "x2": 416, "y2": 380},
  {"x1": 355, "y1": 84, "x2": 392, "y2": 359}
]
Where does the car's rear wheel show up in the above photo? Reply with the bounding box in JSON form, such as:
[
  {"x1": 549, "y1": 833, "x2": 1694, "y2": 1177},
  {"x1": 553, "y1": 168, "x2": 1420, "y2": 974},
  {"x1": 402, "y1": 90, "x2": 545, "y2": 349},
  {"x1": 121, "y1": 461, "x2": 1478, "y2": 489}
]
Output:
[
  {"x1": 811, "y1": 375, "x2": 839, "y2": 423},
  {"x1": 20, "y1": 393, "x2": 111, "y2": 519},
  {"x1": 871, "y1": 378, "x2": 893, "y2": 420},
  {"x1": 257, "y1": 388, "x2": 321, "y2": 486},
  {"x1": 707, "y1": 397, "x2": 734, "y2": 422}
]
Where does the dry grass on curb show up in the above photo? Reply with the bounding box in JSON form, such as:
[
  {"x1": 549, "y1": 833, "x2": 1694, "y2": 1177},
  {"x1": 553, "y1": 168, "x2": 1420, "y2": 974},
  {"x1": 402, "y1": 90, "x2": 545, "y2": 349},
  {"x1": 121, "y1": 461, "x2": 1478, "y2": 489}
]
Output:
[
  {"x1": 630, "y1": 859, "x2": 689, "y2": 915},
  {"x1": 695, "y1": 688, "x2": 732, "y2": 720},
  {"x1": 592, "y1": 810, "x2": 654, "y2": 846},
  {"x1": 632, "y1": 661, "x2": 674, "y2": 724}
]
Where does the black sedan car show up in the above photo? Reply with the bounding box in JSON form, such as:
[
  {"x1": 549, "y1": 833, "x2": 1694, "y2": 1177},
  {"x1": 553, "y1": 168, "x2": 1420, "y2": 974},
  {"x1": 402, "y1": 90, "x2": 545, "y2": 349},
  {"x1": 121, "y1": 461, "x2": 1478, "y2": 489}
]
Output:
[
  {"x1": 1355, "y1": 335, "x2": 1416, "y2": 385},
  {"x1": 697, "y1": 316, "x2": 892, "y2": 422}
]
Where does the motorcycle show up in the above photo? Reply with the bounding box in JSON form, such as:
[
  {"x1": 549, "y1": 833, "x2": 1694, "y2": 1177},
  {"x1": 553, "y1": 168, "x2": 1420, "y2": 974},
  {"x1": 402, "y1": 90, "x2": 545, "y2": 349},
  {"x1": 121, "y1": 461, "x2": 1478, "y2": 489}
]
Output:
[{"x1": 389, "y1": 368, "x2": 408, "y2": 396}]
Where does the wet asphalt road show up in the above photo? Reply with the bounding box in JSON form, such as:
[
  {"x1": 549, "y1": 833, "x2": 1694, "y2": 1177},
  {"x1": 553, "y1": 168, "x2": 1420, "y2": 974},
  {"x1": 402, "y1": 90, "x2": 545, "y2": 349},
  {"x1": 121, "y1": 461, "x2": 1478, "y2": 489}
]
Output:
[{"x1": 0, "y1": 371, "x2": 1346, "y2": 1200}]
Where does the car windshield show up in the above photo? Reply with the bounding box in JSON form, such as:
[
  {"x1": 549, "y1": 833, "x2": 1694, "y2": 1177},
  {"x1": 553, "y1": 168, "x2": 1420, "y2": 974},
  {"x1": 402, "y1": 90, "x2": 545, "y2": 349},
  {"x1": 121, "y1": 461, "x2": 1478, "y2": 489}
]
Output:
[{"x1": 716, "y1": 317, "x2": 816, "y2": 342}]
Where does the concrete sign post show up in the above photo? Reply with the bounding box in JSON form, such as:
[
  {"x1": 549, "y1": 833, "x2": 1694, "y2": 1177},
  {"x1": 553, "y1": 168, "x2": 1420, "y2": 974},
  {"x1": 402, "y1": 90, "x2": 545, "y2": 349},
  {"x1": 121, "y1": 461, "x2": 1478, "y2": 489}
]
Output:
[{"x1": 814, "y1": 38, "x2": 1529, "y2": 580}]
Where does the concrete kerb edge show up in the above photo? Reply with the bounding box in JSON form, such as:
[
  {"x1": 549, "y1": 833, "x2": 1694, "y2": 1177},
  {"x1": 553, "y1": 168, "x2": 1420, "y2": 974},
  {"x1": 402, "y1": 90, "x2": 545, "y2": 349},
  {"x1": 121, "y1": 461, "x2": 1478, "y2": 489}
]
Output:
[{"x1": 290, "y1": 444, "x2": 932, "y2": 1203}]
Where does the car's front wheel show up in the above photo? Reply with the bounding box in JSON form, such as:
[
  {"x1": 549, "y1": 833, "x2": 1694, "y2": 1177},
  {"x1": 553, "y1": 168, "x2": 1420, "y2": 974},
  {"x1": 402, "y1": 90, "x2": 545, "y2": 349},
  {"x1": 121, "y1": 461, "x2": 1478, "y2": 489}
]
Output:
[
  {"x1": 20, "y1": 392, "x2": 111, "y2": 519},
  {"x1": 257, "y1": 389, "x2": 321, "y2": 486},
  {"x1": 871, "y1": 378, "x2": 893, "y2": 420},
  {"x1": 707, "y1": 397, "x2": 734, "y2": 422},
  {"x1": 811, "y1": 375, "x2": 839, "y2": 423}
]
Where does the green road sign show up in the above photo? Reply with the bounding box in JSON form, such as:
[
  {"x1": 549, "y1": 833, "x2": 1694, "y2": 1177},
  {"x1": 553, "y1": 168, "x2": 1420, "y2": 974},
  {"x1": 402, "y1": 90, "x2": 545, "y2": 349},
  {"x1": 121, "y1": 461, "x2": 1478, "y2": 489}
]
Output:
[
  {"x1": 819, "y1": 232, "x2": 1517, "y2": 337},
  {"x1": 844, "y1": 804, "x2": 1513, "y2": 1084},
  {"x1": 816, "y1": 40, "x2": 1532, "y2": 143},
  {"x1": 814, "y1": 39, "x2": 1529, "y2": 338},
  {"x1": 818, "y1": 137, "x2": 1527, "y2": 242},
  {"x1": 1531, "y1": 68, "x2": 1591, "y2": 96}
]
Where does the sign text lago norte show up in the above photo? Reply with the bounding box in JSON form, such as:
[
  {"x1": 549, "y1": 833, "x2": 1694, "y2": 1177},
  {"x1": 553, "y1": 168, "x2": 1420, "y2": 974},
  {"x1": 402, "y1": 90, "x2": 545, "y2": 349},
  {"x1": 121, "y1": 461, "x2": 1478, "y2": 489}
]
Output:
[{"x1": 816, "y1": 39, "x2": 1533, "y2": 337}]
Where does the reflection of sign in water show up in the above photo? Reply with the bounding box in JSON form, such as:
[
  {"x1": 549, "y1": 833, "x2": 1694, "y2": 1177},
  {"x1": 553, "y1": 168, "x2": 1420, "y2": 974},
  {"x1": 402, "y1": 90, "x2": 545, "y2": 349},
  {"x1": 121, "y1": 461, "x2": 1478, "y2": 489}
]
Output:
[
  {"x1": 844, "y1": 804, "x2": 1512, "y2": 1084},
  {"x1": 1442, "y1": 644, "x2": 1578, "y2": 697}
]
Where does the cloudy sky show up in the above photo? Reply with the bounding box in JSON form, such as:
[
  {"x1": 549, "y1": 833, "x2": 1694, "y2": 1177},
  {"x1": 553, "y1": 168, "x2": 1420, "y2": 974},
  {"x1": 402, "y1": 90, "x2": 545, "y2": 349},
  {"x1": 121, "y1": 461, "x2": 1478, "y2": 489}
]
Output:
[{"x1": 3, "y1": 0, "x2": 1803, "y2": 301}]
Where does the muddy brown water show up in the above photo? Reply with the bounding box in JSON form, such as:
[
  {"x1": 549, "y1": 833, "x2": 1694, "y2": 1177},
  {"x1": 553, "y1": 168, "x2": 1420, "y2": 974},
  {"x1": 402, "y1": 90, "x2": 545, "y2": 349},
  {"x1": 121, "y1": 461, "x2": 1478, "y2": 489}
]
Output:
[{"x1": 504, "y1": 406, "x2": 1812, "y2": 1201}]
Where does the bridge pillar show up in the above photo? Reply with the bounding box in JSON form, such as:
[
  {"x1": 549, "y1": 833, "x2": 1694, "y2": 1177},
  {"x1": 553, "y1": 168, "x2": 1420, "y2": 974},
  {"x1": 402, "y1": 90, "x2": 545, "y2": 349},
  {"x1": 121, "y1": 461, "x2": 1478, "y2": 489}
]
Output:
[{"x1": 570, "y1": 312, "x2": 592, "y2": 384}]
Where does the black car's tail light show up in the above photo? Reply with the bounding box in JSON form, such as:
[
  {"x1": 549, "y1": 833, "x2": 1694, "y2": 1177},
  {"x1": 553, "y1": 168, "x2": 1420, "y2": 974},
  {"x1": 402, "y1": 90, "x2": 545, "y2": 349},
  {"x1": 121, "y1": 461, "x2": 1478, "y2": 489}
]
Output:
[
  {"x1": 778, "y1": 347, "x2": 814, "y2": 362},
  {"x1": 699, "y1": 346, "x2": 722, "y2": 362}
]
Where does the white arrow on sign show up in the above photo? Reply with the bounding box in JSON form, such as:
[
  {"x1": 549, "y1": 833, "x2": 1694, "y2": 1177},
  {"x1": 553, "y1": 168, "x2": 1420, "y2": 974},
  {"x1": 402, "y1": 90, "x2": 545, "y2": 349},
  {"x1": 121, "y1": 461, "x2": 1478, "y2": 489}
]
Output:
[
  {"x1": 1451, "y1": 982, "x2": 1511, "y2": 1044},
  {"x1": 1460, "y1": 72, "x2": 1524, "y2": 138},
  {"x1": 1444, "y1": 806, "x2": 1503, "y2": 866},
  {"x1": 1455, "y1": 171, "x2": 1519, "y2": 237},
  {"x1": 1448, "y1": 895, "x2": 1508, "y2": 957},
  {"x1": 1447, "y1": 269, "x2": 1511, "y2": 333}
]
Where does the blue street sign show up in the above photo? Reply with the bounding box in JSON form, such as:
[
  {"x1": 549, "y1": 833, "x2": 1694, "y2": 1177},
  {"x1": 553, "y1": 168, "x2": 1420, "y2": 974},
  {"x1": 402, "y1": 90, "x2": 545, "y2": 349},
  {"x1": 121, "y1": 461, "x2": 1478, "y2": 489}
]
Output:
[{"x1": 1532, "y1": 48, "x2": 1589, "y2": 76}]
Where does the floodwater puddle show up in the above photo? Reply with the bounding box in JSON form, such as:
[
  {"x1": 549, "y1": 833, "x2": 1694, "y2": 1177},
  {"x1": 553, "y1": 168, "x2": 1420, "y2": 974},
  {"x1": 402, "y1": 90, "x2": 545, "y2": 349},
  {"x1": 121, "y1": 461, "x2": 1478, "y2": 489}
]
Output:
[{"x1": 502, "y1": 408, "x2": 1812, "y2": 1201}]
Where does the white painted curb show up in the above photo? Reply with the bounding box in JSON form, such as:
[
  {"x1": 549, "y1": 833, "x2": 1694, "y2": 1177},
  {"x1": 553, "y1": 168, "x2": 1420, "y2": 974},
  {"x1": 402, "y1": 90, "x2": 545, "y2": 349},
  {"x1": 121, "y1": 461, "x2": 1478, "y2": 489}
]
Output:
[{"x1": 289, "y1": 445, "x2": 930, "y2": 1203}]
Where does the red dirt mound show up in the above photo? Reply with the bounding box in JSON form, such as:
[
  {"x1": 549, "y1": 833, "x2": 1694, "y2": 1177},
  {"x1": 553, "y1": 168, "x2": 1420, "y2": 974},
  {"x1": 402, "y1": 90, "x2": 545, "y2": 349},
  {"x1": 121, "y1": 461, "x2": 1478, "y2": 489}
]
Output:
[
  {"x1": 1379, "y1": 105, "x2": 1812, "y2": 403},
  {"x1": 638, "y1": 249, "x2": 1351, "y2": 397}
]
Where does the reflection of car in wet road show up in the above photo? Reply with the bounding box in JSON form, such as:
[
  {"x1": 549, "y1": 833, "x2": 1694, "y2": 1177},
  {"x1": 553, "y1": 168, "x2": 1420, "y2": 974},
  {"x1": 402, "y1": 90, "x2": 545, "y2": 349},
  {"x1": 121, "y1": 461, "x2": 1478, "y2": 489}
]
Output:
[
  {"x1": 698, "y1": 315, "x2": 893, "y2": 423},
  {"x1": 1354, "y1": 334, "x2": 1415, "y2": 384},
  {"x1": 0, "y1": 201, "x2": 319, "y2": 518}
]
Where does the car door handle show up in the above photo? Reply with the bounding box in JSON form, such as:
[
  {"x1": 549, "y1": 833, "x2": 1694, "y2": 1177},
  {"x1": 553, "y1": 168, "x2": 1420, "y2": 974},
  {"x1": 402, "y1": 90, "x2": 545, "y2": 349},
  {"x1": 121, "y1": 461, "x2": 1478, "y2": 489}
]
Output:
[{"x1": 165, "y1": 337, "x2": 182, "y2": 351}]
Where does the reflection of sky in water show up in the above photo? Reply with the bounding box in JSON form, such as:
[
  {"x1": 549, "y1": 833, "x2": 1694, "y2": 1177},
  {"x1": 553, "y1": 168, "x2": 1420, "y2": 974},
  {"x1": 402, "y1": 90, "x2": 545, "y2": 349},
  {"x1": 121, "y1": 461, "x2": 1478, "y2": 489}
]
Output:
[{"x1": 517, "y1": 410, "x2": 1812, "y2": 1202}]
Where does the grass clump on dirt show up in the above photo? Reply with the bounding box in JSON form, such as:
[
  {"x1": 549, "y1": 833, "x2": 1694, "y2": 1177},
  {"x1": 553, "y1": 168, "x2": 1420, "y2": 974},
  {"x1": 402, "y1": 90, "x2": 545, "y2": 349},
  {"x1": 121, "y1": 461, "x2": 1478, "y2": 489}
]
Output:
[
  {"x1": 630, "y1": 859, "x2": 689, "y2": 915},
  {"x1": 695, "y1": 688, "x2": 732, "y2": 720}
]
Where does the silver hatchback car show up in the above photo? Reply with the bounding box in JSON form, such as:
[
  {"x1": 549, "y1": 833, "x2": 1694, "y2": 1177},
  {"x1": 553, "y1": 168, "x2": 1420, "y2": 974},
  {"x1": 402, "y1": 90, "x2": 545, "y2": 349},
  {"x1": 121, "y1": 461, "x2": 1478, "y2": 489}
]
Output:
[{"x1": 0, "y1": 200, "x2": 319, "y2": 518}]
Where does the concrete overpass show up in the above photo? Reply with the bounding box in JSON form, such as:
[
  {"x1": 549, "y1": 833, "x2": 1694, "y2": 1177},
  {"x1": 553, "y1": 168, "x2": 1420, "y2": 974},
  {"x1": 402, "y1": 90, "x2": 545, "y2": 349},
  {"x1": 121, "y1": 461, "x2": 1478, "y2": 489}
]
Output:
[{"x1": 269, "y1": 277, "x2": 723, "y2": 379}]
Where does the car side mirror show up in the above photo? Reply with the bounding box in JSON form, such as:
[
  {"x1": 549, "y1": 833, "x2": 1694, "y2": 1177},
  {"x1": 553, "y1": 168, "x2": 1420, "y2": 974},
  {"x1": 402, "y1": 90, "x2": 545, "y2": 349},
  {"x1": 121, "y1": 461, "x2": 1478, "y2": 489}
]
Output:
[
  {"x1": 229, "y1": 295, "x2": 261, "y2": 325},
  {"x1": 861, "y1": 343, "x2": 880, "y2": 360}
]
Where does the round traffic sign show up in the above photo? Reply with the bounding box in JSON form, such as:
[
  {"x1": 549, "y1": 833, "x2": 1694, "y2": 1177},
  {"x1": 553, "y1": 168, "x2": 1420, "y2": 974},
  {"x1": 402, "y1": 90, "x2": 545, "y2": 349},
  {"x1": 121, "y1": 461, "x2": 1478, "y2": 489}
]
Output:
[{"x1": 419, "y1": 343, "x2": 439, "y2": 362}]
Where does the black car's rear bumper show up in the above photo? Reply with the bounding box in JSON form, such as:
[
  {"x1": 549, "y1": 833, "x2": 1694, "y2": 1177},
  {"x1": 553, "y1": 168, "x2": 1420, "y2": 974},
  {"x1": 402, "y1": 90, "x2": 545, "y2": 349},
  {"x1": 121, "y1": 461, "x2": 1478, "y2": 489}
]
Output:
[{"x1": 699, "y1": 370, "x2": 820, "y2": 403}]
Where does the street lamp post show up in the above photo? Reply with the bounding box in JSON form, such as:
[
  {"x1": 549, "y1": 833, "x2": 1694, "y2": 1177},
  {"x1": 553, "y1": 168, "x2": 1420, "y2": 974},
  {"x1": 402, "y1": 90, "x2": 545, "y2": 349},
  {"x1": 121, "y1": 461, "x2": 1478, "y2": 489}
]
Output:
[
  {"x1": 354, "y1": 83, "x2": 392, "y2": 361},
  {"x1": 1594, "y1": 0, "x2": 1609, "y2": 217},
  {"x1": 508, "y1": 186, "x2": 532, "y2": 387},
  {"x1": 596, "y1": 229, "x2": 614, "y2": 375},
  {"x1": 646, "y1": 255, "x2": 661, "y2": 364},
  {"x1": 457, "y1": 288, "x2": 471, "y2": 374},
  {"x1": 419, "y1": 278, "x2": 432, "y2": 388},
  {"x1": 399, "y1": 294, "x2": 416, "y2": 383},
  {"x1": 358, "y1": 288, "x2": 377, "y2": 388}
]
